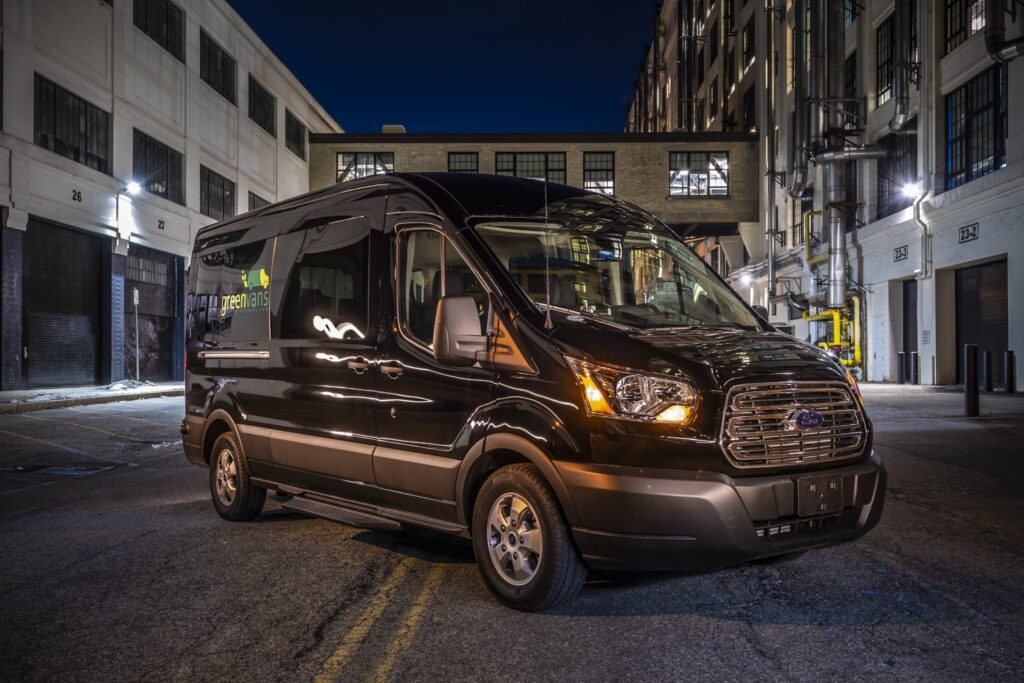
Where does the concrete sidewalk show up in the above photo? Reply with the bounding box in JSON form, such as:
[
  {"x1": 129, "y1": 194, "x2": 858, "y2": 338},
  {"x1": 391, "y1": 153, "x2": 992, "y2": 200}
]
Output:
[{"x1": 0, "y1": 381, "x2": 184, "y2": 414}]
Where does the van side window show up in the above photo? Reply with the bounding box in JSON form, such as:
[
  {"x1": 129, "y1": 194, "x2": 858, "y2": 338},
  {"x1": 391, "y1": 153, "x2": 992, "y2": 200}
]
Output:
[
  {"x1": 276, "y1": 221, "x2": 369, "y2": 341},
  {"x1": 399, "y1": 230, "x2": 486, "y2": 348},
  {"x1": 193, "y1": 239, "x2": 273, "y2": 342}
]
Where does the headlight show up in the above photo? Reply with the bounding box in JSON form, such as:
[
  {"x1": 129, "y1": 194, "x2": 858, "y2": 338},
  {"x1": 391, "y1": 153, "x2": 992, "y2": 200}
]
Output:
[
  {"x1": 844, "y1": 368, "x2": 864, "y2": 405},
  {"x1": 566, "y1": 357, "x2": 697, "y2": 424}
]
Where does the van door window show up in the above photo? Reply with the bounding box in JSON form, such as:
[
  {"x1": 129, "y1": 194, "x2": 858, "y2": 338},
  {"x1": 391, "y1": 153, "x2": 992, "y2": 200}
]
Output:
[
  {"x1": 193, "y1": 238, "x2": 273, "y2": 342},
  {"x1": 399, "y1": 230, "x2": 485, "y2": 348},
  {"x1": 275, "y1": 220, "x2": 369, "y2": 341}
]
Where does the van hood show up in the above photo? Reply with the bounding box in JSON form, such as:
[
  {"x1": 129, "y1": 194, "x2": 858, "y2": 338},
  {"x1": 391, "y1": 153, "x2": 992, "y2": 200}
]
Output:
[{"x1": 550, "y1": 323, "x2": 847, "y2": 389}]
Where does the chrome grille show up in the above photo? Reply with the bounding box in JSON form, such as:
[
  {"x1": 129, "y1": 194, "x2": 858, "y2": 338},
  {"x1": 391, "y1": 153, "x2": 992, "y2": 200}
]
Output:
[{"x1": 720, "y1": 381, "x2": 865, "y2": 469}]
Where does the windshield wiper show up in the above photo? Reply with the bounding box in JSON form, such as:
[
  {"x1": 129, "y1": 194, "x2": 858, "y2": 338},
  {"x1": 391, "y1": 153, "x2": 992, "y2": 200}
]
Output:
[{"x1": 535, "y1": 304, "x2": 637, "y2": 331}]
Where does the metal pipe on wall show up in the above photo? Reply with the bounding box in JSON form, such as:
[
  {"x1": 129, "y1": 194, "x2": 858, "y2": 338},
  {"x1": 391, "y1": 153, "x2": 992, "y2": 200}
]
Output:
[
  {"x1": 986, "y1": 0, "x2": 1024, "y2": 62},
  {"x1": 808, "y1": 0, "x2": 826, "y2": 148},
  {"x1": 787, "y1": 0, "x2": 809, "y2": 198},
  {"x1": 889, "y1": 0, "x2": 911, "y2": 132},
  {"x1": 825, "y1": 0, "x2": 847, "y2": 309},
  {"x1": 766, "y1": 7, "x2": 777, "y2": 307}
]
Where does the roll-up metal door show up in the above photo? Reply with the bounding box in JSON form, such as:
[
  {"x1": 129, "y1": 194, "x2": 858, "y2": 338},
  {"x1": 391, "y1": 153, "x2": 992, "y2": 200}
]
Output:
[
  {"x1": 956, "y1": 259, "x2": 1008, "y2": 386},
  {"x1": 23, "y1": 219, "x2": 102, "y2": 388},
  {"x1": 124, "y1": 245, "x2": 179, "y2": 382}
]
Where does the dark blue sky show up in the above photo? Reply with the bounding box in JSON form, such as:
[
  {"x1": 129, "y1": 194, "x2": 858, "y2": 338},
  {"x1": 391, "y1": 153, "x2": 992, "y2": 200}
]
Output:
[{"x1": 226, "y1": 0, "x2": 655, "y2": 133}]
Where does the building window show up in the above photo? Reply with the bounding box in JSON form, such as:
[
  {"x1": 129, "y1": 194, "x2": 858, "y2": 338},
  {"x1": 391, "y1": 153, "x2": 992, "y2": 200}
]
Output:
[
  {"x1": 696, "y1": 48, "x2": 705, "y2": 88},
  {"x1": 695, "y1": 102, "x2": 706, "y2": 132},
  {"x1": 843, "y1": 51, "x2": 858, "y2": 130},
  {"x1": 132, "y1": 128, "x2": 183, "y2": 204},
  {"x1": 285, "y1": 110, "x2": 307, "y2": 160},
  {"x1": 741, "y1": 87, "x2": 756, "y2": 131},
  {"x1": 709, "y1": 78, "x2": 719, "y2": 120},
  {"x1": 447, "y1": 152, "x2": 478, "y2": 172},
  {"x1": 725, "y1": 49, "x2": 736, "y2": 94},
  {"x1": 669, "y1": 151, "x2": 729, "y2": 196},
  {"x1": 945, "y1": 64, "x2": 1008, "y2": 190},
  {"x1": 133, "y1": 0, "x2": 184, "y2": 62},
  {"x1": 742, "y1": 20, "x2": 756, "y2": 72},
  {"x1": 724, "y1": 0, "x2": 735, "y2": 31},
  {"x1": 248, "y1": 76, "x2": 275, "y2": 137},
  {"x1": 200, "y1": 31, "x2": 236, "y2": 105},
  {"x1": 583, "y1": 152, "x2": 614, "y2": 195},
  {"x1": 709, "y1": 20, "x2": 719, "y2": 64},
  {"x1": 878, "y1": 4, "x2": 917, "y2": 105},
  {"x1": 844, "y1": 0, "x2": 858, "y2": 27},
  {"x1": 876, "y1": 125, "x2": 917, "y2": 219},
  {"x1": 248, "y1": 191, "x2": 270, "y2": 211},
  {"x1": 495, "y1": 152, "x2": 566, "y2": 185},
  {"x1": 946, "y1": 0, "x2": 986, "y2": 54},
  {"x1": 876, "y1": 16, "x2": 894, "y2": 105},
  {"x1": 33, "y1": 74, "x2": 111, "y2": 175},
  {"x1": 337, "y1": 152, "x2": 394, "y2": 181},
  {"x1": 200, "y1": 166, "x2": 236, "y2": 221}
]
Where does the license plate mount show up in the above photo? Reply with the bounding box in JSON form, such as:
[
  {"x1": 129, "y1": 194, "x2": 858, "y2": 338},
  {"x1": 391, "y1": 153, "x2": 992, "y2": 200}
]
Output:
[{"x1": 796, "y1": 475, "x2": 844, "y2": 517}]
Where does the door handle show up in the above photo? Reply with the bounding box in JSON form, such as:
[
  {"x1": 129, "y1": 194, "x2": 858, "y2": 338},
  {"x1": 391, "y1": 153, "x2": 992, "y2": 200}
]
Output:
[
  {"x1": 379, "y1": 363, "x2": 404, "y2": 378},
  {"x1": 347, "y1": 358, "x2": 370, "y2": 373}
]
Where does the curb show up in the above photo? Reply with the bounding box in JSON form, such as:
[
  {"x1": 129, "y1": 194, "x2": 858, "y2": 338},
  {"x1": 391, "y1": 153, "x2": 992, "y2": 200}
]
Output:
[{"x1": 0, "y1": 389, "x2": 184, "y2": 415}]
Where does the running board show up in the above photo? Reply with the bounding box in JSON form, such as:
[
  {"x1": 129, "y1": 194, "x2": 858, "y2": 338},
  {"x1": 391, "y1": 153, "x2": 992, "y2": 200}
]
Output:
[{"x1": 280, "y1": 496, "x2": 401, "y2": 531}]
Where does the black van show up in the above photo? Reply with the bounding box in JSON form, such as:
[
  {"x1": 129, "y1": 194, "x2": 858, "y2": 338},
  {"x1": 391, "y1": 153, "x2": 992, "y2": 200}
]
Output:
[{"x1": 182, "y1": 173, "x2": 884, "y2": 610}]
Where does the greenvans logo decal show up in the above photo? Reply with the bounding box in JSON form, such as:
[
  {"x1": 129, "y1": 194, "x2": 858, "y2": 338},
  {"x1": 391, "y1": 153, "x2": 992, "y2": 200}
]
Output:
[
  {"x1": 242, "y1": 268, "x2": 270, "y2": 289},
  {"x1": 221, "y1": 268, "x2": 270, "y2": 316}
]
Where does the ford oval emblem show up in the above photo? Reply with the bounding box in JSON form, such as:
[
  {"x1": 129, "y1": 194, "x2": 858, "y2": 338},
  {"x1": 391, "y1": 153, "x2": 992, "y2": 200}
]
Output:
[{"x1": 789, "y1": 409, "x2": 825, "y2": 431}]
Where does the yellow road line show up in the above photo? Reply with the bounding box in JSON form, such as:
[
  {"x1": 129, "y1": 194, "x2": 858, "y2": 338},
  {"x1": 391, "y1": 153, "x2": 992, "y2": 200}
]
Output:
[
  {"x1": 0, "y1": 427, "x2": 104, "y2": 459},
  {"x1": 371, "y1": 563, "x2": 448, "y2": 683},
  {"x1": 19, "y1": 413, "x2": 133, "y2": 440},
  {"x1": 314, "y1": 556, "x2": 417, "y2": 683},
  {"x1": 71, "y1": 407, "x2": 168, "y2": 427}
]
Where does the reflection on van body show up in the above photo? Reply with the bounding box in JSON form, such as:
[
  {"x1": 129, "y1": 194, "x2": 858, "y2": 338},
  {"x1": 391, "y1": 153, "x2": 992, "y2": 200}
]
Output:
[{"x1": 182, "y1": 173, "x2": 884, "y2": 611}]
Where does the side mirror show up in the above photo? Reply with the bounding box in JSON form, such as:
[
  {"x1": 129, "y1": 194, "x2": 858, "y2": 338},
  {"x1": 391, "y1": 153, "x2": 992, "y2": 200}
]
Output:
[
  {"x1": 433, "y1": 296, "x2": 489, "y2": 366},
  {"x1": 752, "y1": 304, "x2": 769, "y2": 321}
]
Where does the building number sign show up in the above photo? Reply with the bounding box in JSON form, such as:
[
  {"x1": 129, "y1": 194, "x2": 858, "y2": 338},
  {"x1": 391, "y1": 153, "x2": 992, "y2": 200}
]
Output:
[
  {"x1": 893, "y1": 245, "x2": 908, "y2": 262},
  {"x1": 958, "y1": 223, "x2": 979, "y2": 244},
  {"x1": 71, "y1": 190, "x2": 82, "y2": 202}
]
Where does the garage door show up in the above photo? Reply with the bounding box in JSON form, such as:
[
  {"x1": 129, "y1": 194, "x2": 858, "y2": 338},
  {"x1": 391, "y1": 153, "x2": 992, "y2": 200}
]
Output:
[
  {"x1": 956, "y1": 259, "x2": 1008, "y2": 386},
  {"x1": 23, "y1": 219, "x2": 102, "y2": 388},
  {"x1": 124, "y1": 245, "x2": 180, "y2": 382}
]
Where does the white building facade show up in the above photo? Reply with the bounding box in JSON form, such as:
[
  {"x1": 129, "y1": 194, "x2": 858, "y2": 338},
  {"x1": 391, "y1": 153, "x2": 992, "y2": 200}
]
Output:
[
  {"x1": 628, "y1": 0, "x2": 1022, "y2": 391},
  {"x1": 0, "y1": 0, "x2": 341, "y2": 389}
]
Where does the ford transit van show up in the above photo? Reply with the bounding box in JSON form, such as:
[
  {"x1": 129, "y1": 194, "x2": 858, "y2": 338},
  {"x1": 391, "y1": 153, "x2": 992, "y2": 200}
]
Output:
[{"x1": 182, "y1": 173, "x2": 885, "y2": 610}]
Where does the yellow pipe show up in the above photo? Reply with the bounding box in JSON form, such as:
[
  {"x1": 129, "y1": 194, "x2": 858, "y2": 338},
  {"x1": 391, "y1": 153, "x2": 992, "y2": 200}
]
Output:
[
  {"x1": 802, "y1": 296, "x2": 863, "y2": 368},
  {"x1": 803, "y1": 210, "x2": 827, "y2": 266}
]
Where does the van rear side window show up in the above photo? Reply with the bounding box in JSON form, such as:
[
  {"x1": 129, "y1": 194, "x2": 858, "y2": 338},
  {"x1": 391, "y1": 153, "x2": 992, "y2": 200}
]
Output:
[
  {"x1": 192, "y1": 239, "x2": 274, "y2": 342},
  {"x1": 273, "y1": 220, "x2": 370, "y2": 341}
]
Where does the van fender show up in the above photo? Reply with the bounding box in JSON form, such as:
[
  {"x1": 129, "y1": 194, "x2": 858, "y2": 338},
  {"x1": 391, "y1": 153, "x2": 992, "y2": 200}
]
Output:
[
  {"x1": 455, "y1": 432, "x2": 580, "y2": 528},
  {"x1": 199, "y1": 407, "x2": 243, "y2": 464}
]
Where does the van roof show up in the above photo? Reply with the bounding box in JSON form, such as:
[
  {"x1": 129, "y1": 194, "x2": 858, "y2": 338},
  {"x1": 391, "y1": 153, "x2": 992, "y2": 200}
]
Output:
[{"x1": 193, "y1": 172, "x2": 646, "y2": 243}]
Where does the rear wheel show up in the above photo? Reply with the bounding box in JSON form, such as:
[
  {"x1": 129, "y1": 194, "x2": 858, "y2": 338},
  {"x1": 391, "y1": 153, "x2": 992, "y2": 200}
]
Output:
[
  {"x1": 471, "y1": 464, "x2": 586, "y2": 611},
  {"x1": 209, "y1": 431, "x2": 265, "y2": 522}
]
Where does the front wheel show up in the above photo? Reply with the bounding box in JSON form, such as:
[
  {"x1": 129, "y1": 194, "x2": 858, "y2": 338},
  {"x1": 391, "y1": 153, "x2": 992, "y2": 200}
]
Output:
[
  {"x1": 471, "y1": 464, "x2": 586, "y2": 611},
  {"x1": 209, "y1": 431, "x2": 266, "y2": 522}
]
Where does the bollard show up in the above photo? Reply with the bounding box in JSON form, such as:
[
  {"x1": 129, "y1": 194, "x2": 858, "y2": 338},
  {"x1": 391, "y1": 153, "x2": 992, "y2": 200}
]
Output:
[
  {"x1": 1006, "y1": 350, "x2": 1018, "y2": 394},
  {"x1": 964, "y1": 344, "x2": 979, "y2": 417},
  {"x1": 897, "y1": 352, "x2": 907, "y2": 384},
  {"x1": 909, "y1": 351, "x2": 919, "y2": 385},
  {"x1": 981, "y1": 350, "x2": 993, "y2": 392}
]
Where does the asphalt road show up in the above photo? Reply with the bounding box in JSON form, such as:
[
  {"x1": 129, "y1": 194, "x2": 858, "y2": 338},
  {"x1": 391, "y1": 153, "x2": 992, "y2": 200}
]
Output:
[{"x1": 2, "y1": 387, "x2": 1023, "y2": 681}]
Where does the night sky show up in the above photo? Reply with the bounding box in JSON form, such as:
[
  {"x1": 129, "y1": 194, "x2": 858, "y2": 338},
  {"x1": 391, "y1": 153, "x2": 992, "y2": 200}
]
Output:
[{"x1": 225, "y1": 0, "x2": 656, "y2": 133}]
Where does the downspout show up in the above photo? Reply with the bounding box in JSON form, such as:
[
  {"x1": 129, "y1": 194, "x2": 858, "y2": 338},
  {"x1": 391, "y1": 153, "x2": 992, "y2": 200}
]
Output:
[
  {"x1": 787, "y1": 0, "x2": 809, "y2": 197},
  {"x1": 913, "y1": 190, "x2": 931, "y2": 280},
  {"x1": 653, "y1": 4, "x2": 661, "y2": 130},
  {"x1": 889, "y1": 0, "x2": 911, "y2": 132},
  {"x1": 766, "y1": 8, "x2": 778, "y2": 306},
  {"x1": 986, "y1": 0, "x2": 1024, "y2": 62}
]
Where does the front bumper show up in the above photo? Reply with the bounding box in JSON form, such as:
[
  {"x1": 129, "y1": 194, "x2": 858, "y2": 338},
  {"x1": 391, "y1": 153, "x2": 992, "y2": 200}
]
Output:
[{"x1": 557, "y1": 450, "x2": 885, "y2": 572}]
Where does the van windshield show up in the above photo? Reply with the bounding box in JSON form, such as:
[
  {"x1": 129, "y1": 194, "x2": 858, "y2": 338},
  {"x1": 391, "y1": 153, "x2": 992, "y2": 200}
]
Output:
[{"x1": 474, "y1": 221, "x2": 759, "y2": 329}]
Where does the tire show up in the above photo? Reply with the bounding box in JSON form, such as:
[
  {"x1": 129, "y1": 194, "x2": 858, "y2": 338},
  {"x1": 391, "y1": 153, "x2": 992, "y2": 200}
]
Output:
[
  {"x1": 471, "y1": 464, "x2": 586, "y2": 611},
  {"x1": 209, "y1": 431, "x2": 266, "y2": 522}
]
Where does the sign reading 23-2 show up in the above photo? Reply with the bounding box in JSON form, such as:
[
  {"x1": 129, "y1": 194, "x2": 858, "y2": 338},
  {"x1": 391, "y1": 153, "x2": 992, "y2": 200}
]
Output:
[{"x1": 958, "y1": 223, "x2": 979, "y2": 244}]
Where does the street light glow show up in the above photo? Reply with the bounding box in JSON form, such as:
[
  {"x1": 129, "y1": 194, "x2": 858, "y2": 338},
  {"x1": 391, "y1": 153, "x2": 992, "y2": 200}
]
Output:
[
  {"x1": 126, "y1": 181, "x2": 141, "y2": 195},
  {"x1": 901, "y1": 181, "x2": 922, "y2": 199}
]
